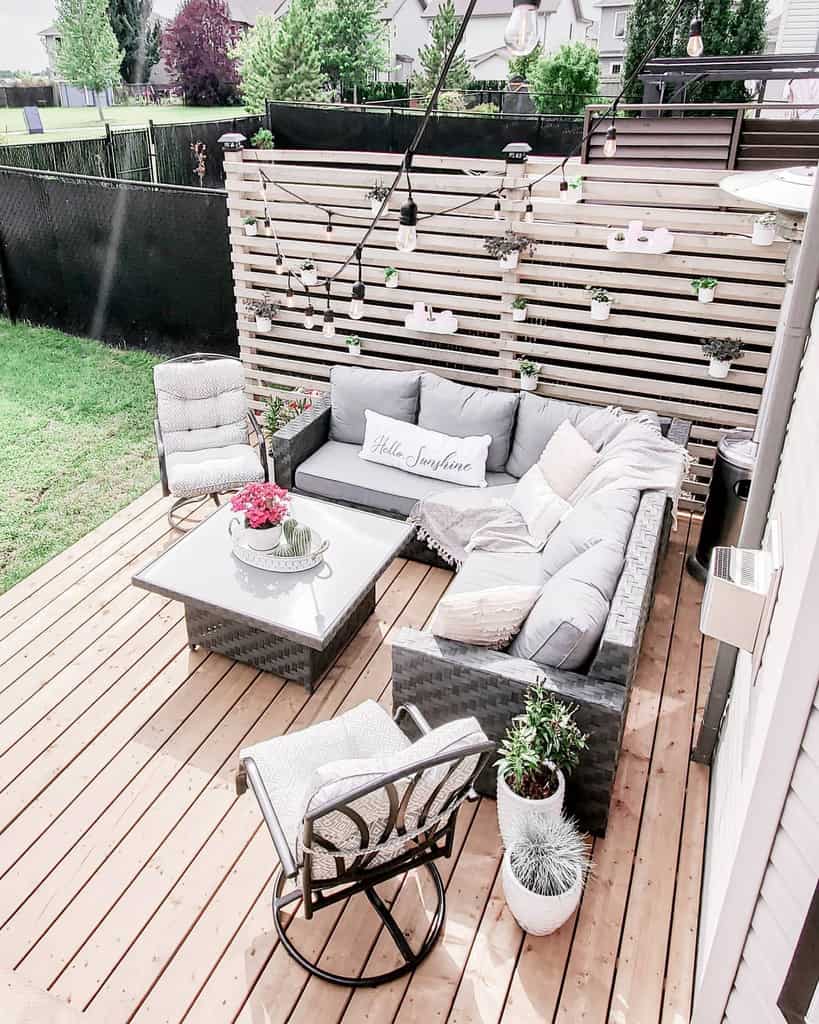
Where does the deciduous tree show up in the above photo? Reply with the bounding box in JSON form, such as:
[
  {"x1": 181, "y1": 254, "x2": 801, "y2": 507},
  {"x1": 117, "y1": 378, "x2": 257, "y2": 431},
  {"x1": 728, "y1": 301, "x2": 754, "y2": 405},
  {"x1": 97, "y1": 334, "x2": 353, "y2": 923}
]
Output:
[
  {"x1": 412, "y1": 0, "x2": 471, "y2": 98},
  {"x1": 529, "y1": 42, "x2": 600, "y2": 114},
  {"x1": 54, "y1": 0, "x2": 123, "y2": 120},
  {"x1": 162, "y1": 0, "x2": 240, "y2": 106},
  {"x1": 108, "y1": 0, "x2": 161, "y2": 83},
  {"x1": 320, "y1": 0, "x2": 387, "y2": 104},
  {"x1": 508, "y1": 42, "x2": 542, "y2": 81}
]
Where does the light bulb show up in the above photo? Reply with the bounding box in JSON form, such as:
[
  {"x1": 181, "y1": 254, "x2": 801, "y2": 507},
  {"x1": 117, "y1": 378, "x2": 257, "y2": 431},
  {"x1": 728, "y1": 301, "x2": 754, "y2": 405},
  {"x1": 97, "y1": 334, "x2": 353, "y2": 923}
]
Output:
[
  {"x1": 687, "y1": 17, "x2": 704, "y2": 57},
  {"x1": 397, "y1": 199, "x2": 418, "y2": 253},
  {"x1": 304, "y1": 306, "x2": 315, "y2": 329},
  {"x1": 559, "y1": 180, "x2": 569, "y2": 202},
  {"x1": 504, "y1": 0, "x2": 540, "y2": 57},
  {"x1": 524, "y1": 201, "x2": 534, "y2": 224},
  {"x1": 603, "y1": 125, "x2": 617, "y2": 158},
  {"x1": 286, "y1": 287, "x2": 295, "y2": 307},
  {"x1": 350, "y1": 281, "x2": 365, "y2": 320},
  {"x1": 274, "y1": 255, "x2": 284, "y2": 275},
  {"x1": 493, "y1": 199, "x2": 502, "y2": 220},
  {"x1": 322, "y1": 312, "x2": 335, "y2": 338}
]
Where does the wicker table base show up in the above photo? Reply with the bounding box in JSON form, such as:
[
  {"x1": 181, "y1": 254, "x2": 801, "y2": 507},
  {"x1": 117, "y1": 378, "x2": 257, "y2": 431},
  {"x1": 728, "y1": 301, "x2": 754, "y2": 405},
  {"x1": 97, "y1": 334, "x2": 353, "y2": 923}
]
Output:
[{"x1": 184, "y1": 586, "x2": 375, "y2": 691}]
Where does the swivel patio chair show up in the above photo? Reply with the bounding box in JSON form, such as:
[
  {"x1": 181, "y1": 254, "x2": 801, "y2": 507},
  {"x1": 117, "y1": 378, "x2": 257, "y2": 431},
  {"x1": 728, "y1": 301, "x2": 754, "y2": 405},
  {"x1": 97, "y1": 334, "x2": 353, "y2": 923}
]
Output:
[
  {"x1": 236, "y1": 700, "x2": 494, "y2": 986},
  {"x1": 153, "y1": 353, "x2": 268, "y2": 528}
]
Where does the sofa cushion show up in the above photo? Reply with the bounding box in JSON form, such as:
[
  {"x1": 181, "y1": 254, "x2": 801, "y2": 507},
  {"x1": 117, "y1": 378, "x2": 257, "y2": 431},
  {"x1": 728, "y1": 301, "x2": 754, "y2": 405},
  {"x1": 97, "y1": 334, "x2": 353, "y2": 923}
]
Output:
[
  {"x1": 430, "y1": 585, "x2": 542, "y2": 648},
  {"x1": 154, "y1": 358, "x2": 249, "y2": 456},
  {"x1": 295, "y1": 441, "x2": 516, "y2": 518},
  {"x1": 505, "y1": 394, "x2": 596, "y2": 477},
  {"x1": 329, "y1": 366, "x2": 421, "y2": 445},
  {"x1": 541, "y1": 488, "x2": 639, "y2": 580},
  {"x1": 509, "y1": 539, "x2": 626, "y2": 670},
  {"x1": 417, "y1": 374, "x2": 519, "y2": 473},
  {"x1": 449, "y1": 550, "x2": 544, "y2": 596}
]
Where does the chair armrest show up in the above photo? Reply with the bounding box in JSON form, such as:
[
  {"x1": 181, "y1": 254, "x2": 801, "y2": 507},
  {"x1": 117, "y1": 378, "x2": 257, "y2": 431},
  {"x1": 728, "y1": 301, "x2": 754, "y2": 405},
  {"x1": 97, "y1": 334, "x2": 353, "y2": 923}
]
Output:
[
  {"x1": 246, "y1": 409, "x2": 270, "y2": 482},
  {"x1": 666, "y1": 416, "x2": 692, "y2": 449},
  {"x1": 269, "y1": 398, "x2": 331, "y2": 490},
  {"x1": 154, "y1": 418, "x2": 169, "y2": 496},
  {"x1": 393, "y1": 702, "x2": 433, "y2": 737},
  {"x1": 238, "y1": 756, "x2": 299, "y2": 879}
]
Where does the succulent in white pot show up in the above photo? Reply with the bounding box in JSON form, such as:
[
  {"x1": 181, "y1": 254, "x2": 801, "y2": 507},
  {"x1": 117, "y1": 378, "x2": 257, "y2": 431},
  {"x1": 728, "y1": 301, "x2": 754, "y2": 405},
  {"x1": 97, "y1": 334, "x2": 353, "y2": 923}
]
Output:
[
  {"x1": 484, "y1": 231, "x2": 536, "y2": 272},
  {"x1": 503, "y1": 814, "x2": 591, "y2": 935},
  {"x1": 587, "y1": 286, "x2": 612, "y2": 321},
  {"x1": 242, "y1": 215, "x2": 258, "y2": 237},
  {"x1": 752, "y1": 212, "x2": 777, "y2": 246},
  {"x1": 346, "y1": 334, "x2": 361, "y2": 356},
  {"x1": 384, "y1": 266, "x2": 399, "y2": 289},
  {"x1": 496, "y1": 683, "x2": 588, "y2": 846},
  {"x1": 516, "y1": 358, "x2": 540, "y2": 392},
  {"x1": 512, "y1": 296, "x2": 528, "y2": 322},
  {"x1": 691, "y1": 276, "x2": 718, "y2": 303},
  {"x1": 702, "y1": 337, "x2": 743, "y2": 379},
  {"x1": 366, "y1": 183, "x2": 390, "y2": 216},
  {"x1": 299, "y1": 260, "x2": 318, "y2": 287},
  {"x1": 247, "y1": 295, "x2": 278, "y2": 333}
]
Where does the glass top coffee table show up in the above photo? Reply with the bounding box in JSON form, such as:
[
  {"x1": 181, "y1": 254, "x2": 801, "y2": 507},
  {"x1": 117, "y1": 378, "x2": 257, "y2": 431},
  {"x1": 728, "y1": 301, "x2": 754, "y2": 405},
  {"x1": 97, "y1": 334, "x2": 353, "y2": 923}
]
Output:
[{"x1": 132, "y1": 495, "x2": 414, "y2": 691}]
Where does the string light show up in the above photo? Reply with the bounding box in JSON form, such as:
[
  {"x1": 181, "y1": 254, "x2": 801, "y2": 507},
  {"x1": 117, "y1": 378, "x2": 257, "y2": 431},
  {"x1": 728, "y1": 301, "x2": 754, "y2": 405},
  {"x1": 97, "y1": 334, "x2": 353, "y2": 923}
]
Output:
[
  {"x1": 322, "y1": 282, "x2": 336, "y2": 338},
  {"x1": 493, "y1": 196, "x2": 502, "y2": 220},
  {"x1": 325, "y1": 211, "x2": 333, "y2": 238},
  {"x1": 687, "y1": 14, "x2": 704, "y2": 57},
  {"x1": 274, "y1": 253, "x2": 284, "y2": 274},
  {"x1": 303, "y1": 291, "x2": 315, "y2": 330},
  {"x1": 559, "y1": 178, "x2": 569, "y2": 201},
  {"x1": 505, "y1": 0, "x2": 540, "y2": 57},
  {"x1": 524, "y1": 186, "x2": 534, "y2": 224},
  {"x1": 397, "y1": 173, "x2": 418, "y2": 253},
  {"x1": 603, "y1": 106, "x2": 618, "y2": 158},
  {"x1": 350, "y1": 246, "x2": 365, "y2": 319},
  {"x1": 285, "y1": 273, "x2": 295, "y2": 308}
]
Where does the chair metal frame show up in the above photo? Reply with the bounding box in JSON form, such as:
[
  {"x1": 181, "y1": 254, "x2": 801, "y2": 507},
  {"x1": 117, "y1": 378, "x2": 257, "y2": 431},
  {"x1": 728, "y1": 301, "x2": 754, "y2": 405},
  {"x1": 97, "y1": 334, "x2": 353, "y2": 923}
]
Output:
[
  {"x1": 236, "y1": 703, "x2": 495, "y2": 987},
  {"x1": 153, "y1": 352, "x2": 268, "y2": 529}
]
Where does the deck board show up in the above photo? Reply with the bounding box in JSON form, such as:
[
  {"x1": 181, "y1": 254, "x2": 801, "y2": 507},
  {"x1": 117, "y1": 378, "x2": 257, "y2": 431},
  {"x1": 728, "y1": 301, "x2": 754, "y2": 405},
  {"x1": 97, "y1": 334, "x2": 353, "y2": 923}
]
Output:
[{"x1": 0, "y1": 491, "x2": 710, "y2": 1024}]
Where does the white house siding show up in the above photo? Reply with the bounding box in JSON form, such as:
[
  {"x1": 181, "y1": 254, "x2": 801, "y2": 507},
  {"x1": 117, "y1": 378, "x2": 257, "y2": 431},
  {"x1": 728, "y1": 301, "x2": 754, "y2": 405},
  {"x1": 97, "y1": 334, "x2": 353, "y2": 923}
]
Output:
[
  {"x1": 696, "y1": 293, "x2": 819, "y2": 1022},
  {"x1": 764, "y1": 0, "x2": 819, "y2": 102},
  {"x1": 386, "y1": 0, "x2": 428, "y2": 78}
]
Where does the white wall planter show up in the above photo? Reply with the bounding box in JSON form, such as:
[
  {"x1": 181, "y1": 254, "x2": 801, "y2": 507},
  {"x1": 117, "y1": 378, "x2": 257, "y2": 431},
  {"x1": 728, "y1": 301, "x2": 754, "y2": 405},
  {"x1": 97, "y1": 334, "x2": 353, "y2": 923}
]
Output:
[
  {"x1": 519, "y1": 374, "x2": 538, "y2": 391},
  {"x1": 347, "y1": 344, "x2": 361, "y2": 357},
  {"x1": 385, "y1": 273, "x2": 399, "y2": 289},
  {"x1": 512, "y1": 306, "x2": 528, "y2": 322},
  {"x1": 709, "y1": 358, "x2": 731, "y2": 379},
  {"x1": 244, "y1": 223, "x2": 258, "y2": 237},
  {"x1": 300, "y1": 269, "x2": 318, "y2": 287},
  {"x1": 752, "y1": 221, "x2": 776, "y2": 246},
  {"x1": 697, "y1": 287, "x2": 715, "y2": 304},
  {"x1": 499, "y1": 252, "x2": 520, "y2": 271},
  {"x1": 254, "y1": 315, "x2": 272, "y2": 332},
  {"x1": 606, "y1": 221, "x2": 673, "y2": 254},
  {"x1": 590, "y1": 299, "x2": 611, "y2": 321},
  {"x1": 502, "y1": 851, "x2": 582, "y2": 935},
  {"x1": 497, "y1": 766, "x2": 564, "y2": 846}
]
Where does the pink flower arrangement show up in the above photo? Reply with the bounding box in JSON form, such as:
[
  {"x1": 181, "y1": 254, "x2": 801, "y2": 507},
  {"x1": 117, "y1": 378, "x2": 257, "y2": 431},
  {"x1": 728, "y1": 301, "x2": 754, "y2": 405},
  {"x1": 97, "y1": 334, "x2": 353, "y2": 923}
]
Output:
[{"x1": 230, "y1": 483, "x2": 290, "y2": 530}]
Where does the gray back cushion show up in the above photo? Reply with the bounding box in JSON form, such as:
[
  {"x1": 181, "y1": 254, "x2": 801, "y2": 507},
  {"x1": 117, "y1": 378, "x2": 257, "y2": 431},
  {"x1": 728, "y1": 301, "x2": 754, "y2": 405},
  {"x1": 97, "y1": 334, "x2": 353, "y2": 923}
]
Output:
[
  {"x1": 417, "y1": 374, "x2": 519, "y2": 473},
  {"x1": 506, "y1": 394, "x2": 596, "y2": 477},
  {"x1": 329, "y1": 366, "x2": 422, "y2": 444},
  {"x1": 542, "y1": 488, "x2": 639, "y2": 578}
]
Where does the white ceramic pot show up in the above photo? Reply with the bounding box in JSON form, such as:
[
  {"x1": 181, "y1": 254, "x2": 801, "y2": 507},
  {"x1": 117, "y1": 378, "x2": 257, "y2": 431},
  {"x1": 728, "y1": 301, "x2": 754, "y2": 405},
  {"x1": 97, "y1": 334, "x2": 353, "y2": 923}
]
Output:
[
  {"x1": 512, "y1": 306, "x2": 527, "y2": 322},
  {"x1": 385, "y1": 274, "x2": 399, "y2": 289},
  {"x1": 499, "y1": 251, "x2": 519, "y2": 271},
  {"x1": 300, "y1": 269, "x2": 318, "y2": 287},
  {"x1": 230, "y1": 518, "x2": 282, "y2": 551},
  {"x1": 244, "y1": 223, "x2": 258, "y2": 237},
  {"x1": 347, "y1": 344, "x2": 361, "y2": 356},
  {"x1": 497, "y1": 766, "x2": 564, "y2": 846},
  {"x1": 752, "y1": 221, "x2": 776, "y2": 246},
  {"x1": 709, "y1": 357, "x2": 731, "y2": 379},
  {"x1": 502, "y1": 851, "x2": 582, "y2": 935},
  {"x1": 370, "y1": 198, "x2": 383, "y2": 216},
  {"x1": 590, "y1": 299, "x2": 611, "y2": 321},
  {"x1": 255, "y1": 315, "x2": 272, "y2": 332},
  {"x1": 698, "y1": 287, "x2": 715, "y2": 304},
  {"x1": 519, "y1": 375, "x2": 538, "y2": 392}
]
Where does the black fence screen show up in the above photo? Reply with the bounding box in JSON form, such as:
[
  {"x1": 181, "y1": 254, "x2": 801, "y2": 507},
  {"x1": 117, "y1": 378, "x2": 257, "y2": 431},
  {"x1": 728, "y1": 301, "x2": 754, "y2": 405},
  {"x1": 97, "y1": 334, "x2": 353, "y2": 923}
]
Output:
[
  {"x1": 266, "y1": 102, "x2": 584, "y2": 159},
  {"x1": 0, "y1": 168, "x2": 236, "y2": 354},
  {"x1": 152, "y1": 114, "x2": 263, "y2": 188},
  {"x1": 0, "y1": 136, "x2": 112, "y2": 177},
  {"x1": 0, "y1": 85, "x2": 55, "y2": 108}
]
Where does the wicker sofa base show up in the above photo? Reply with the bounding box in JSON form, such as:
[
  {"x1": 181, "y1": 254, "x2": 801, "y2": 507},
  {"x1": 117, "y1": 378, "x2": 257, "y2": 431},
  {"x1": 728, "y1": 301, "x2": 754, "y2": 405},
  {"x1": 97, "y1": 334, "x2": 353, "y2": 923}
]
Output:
[{"x1": 184, "y1": 587, "x2": 375, "y2": 691}]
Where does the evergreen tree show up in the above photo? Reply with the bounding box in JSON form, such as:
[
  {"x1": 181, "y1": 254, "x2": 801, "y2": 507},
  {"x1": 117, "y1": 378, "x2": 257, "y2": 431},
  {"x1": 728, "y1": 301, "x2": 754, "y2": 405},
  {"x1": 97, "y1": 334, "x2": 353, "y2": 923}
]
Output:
[
  {"x1": 412, "y1": 0, "x2": 472, "y2": 97},
  {"x1": 268, "y1": 0, "x2": 325, "y2": 102},
  {"x1": 621, "y1": 0, "x2": 674, "y2": 103},
  {"x1": 321, "y1": 0, "x2": 387, "y2": 103},
  {"x1": 162, "y1": 0, "x2": 240, "y2": 105},
  {"x1": 108, "y1": 0, "x2": 160, "y2": 83},
  {"x1": 529, "y1": 42, "x2": 600, "y2": 114},
  {"x1": 55, "y1": 0, "x2": 123, "y2": 119},
  {"x1": 233, "y1": 14, "x2": 279, "y2": 113},
  {"x1": 508, "y1": 43, "x2": 542, "y2": 82}
]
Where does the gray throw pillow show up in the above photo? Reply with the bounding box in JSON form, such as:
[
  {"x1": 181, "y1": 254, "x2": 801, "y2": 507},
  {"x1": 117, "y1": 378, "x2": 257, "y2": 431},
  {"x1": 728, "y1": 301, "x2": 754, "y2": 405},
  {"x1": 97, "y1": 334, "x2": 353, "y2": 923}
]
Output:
[
  {"x1": 417, "y1": 374, "x2": 519, "y2": 473},
  {"x1": 505, "y1": 393, "x2": 593, "y2": 478},
  {"x1": 329, "y1": 365, "x2": 422, "y2": 445}
]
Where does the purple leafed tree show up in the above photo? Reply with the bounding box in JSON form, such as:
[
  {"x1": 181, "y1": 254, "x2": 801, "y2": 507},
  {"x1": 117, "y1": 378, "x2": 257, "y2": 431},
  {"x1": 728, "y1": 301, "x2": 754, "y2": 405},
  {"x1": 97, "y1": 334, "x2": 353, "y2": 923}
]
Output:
[{"x1": 162, "y1": 0, "x2": 240, "y2": 105}]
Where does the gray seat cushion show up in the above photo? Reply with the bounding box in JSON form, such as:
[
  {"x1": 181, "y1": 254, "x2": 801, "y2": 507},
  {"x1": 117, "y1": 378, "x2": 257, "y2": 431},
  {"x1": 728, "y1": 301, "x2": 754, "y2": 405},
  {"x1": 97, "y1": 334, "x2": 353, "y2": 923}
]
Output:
[
  {"x1": 449, "y1": 551, "x2": 544, "y2": 596},
  {"x1": 417, "y1": 374, "x2": 519, "y2": 473},
  {"x1": 329, "y1": 366, "x2": 422, "y2": 445},
  {"x1": 295, "y1": 441, "x2": 517, "y2": 517}
]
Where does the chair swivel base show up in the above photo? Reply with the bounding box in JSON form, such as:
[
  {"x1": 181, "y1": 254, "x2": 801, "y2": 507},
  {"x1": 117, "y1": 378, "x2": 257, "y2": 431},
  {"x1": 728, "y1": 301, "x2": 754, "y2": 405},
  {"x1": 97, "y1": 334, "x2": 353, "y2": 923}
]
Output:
[
  {"x1": 272, "y1": 862, "x2": 446, "y2": 987},
  {"x1": 167, "y1": 492, "x2": 221, "y2": 529}
]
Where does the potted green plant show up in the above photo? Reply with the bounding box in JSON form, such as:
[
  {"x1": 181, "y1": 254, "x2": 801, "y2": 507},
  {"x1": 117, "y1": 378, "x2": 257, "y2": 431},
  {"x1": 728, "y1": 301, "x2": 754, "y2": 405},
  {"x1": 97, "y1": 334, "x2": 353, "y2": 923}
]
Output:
[
  {"x1": 495, "y1": 683, "x2": 588, "y2": 844},
  {"x1": 384, "y1": 266, "x2": 399, "y2": 289},
  {"x1": 366, "y1": 183, "x2": 390, "y2": 216},
  {"x1": 512, "y1": 296, "x2": 528, "y2": 322},
  {"x1": 484, "y1": 231, "x2": 536, "y2": 271},
  {"x1": 299, "y1": 259, "x2": 318, "y2": 287},
  {"x1": 502, "y1": 815, "x2": 591, "y2": 935},
  {"x1": 517, "y1": 358, "x2": 539, "y2": 391},
  {"x1": 691, "y1": 277, "x2": 718, "y2": 304},
  {"x1": 752, "y1": 212, "x2": 777, "y2": 246},
  {"x1": 250, "y1": 128, "x2": 274, "y2": 150},
  {"x1": 247, "y1": 295, "x2": 278, "y2": 332},
  {"x1": 346, "y1": 334, "x2": 361, "y2": 356},
  {"x1": 242, "y1": 215, "x2": 258, "y2": 237},
  {"x1": 702, "y1": 337, "x2": 743, "y2": 378},
  {"x1": 587, "y1": 286, "x2": 611, "y2": 321}
]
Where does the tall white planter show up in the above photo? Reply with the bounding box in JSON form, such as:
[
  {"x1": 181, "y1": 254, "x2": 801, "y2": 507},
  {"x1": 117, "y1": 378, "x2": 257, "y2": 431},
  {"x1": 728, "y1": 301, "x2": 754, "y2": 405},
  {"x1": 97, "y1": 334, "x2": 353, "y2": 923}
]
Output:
[
  {"x1": 708, "y1": 357, "x2": 731, "y2": 379},
  {"x1": 497, "y1": 766, "x2": 564, "y2": 846},
  {"x1": 502, "y1": 851, "x2": 582, "y2": 935}
]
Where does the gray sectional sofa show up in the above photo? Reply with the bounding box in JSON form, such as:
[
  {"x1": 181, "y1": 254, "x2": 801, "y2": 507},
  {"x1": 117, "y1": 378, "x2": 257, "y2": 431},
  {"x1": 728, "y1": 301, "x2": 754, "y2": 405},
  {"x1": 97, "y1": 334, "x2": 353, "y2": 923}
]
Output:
[{"x1": 271, "y1": 366, "x2": 690, "y2": 834}]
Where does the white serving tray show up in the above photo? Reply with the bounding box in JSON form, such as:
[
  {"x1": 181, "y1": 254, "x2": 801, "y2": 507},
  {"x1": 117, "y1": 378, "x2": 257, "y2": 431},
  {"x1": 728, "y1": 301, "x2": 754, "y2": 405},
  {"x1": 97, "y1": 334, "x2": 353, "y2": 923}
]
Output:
[{"x1": 232, "y1": 528, "x2": 330, "y2": 573}]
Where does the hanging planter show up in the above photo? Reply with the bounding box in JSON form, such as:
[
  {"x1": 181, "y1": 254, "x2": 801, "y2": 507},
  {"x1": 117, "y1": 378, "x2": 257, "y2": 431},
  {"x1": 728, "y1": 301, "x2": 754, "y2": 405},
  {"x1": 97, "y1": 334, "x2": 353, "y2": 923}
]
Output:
[
  {"x1": 587, "y1": 286, "x2": 612, "y2": 321},
  {"x1": 346, "y1": 335, "x2": 361, "y2": 357},
  {"x1": 384, "y1": 266, "x2": 399, "y2": 289},
  {"x1": 246, "y1": 295, "x2": 278, "y2": 333},
  {"x1": 517, "y1": 359, "x2": 539, "y2": 392},
  {"x1": 484, "y1": 231, "x2": 536, "y2": 273},
  {"x1": 366, "y1": 183, "x2": 390, "y2": 216},
  {"x1": 299, "y1": 260, "x2": 318, "y2": 288},
  {"x1": 511, "y1": 297, "x2": 528, "y2": 322},
  {"x1": 702, "y1": 337, "x2": 743, "y2": 379},
  {"x1": 691, "y1": 277, "x2": 718, "y2": 303},
  {"x1": 242, "y1": 216, "x2": 259, "y2": 237},
  {"x1": 752, "y1": 212, "x2": 777, "y2": 246}
]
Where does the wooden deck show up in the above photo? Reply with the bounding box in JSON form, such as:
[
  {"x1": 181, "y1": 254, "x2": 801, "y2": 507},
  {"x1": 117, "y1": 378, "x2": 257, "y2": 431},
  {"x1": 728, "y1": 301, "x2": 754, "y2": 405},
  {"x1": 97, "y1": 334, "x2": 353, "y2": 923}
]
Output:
[{"x1": 0, "y1": 487, "x2": 711, "y2": 1024}]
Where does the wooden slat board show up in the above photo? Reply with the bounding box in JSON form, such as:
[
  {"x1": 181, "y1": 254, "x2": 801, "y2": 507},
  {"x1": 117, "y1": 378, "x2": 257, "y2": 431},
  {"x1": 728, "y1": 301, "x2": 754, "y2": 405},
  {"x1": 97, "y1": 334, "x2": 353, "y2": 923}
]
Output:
[{"x1": 227, "y1": 150, "x2": 794, "y2": 510}]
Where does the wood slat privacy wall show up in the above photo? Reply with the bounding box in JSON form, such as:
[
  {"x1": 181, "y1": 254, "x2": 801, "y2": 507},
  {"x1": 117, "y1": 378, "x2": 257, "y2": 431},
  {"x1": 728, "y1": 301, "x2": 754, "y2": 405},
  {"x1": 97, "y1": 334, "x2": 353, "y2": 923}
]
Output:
[{"x1": 226, "y1": 148, "x2": 797, "y2": 511}]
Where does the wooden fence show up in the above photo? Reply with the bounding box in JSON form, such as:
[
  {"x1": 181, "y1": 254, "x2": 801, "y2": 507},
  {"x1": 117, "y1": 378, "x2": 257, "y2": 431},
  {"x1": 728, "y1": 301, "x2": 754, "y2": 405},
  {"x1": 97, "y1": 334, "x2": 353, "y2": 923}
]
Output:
[{"x1": 226, "y1": 148, "x2": 799, "y2": 510}]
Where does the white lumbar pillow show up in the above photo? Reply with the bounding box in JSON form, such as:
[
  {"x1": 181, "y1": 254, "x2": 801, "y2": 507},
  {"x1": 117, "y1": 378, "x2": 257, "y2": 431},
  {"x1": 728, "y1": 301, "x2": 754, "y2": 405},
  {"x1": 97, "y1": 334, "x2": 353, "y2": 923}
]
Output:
[
  {"x1": 360, "y1": 409, "x2": 491, "y2": 488},
  {"x1": 511, "y1": 465, "x2": 572, "y2": 547},
  {"x1": 537, "y1": 420, "x2": 599, "y2": 500},
  {"x1": 430, "y1": 585, "x2": 542, "y2": 648}
]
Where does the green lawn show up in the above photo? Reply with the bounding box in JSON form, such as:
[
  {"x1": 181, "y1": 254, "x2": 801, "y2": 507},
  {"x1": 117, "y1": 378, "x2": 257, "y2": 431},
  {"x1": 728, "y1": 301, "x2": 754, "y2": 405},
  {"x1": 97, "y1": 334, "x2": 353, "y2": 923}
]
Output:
[
  {"x1": 0, "y1": 320, "x2": 159, "y2": 593},
  {"x1": 0, "y1": 105, "x2": 250, "y2": 145}
]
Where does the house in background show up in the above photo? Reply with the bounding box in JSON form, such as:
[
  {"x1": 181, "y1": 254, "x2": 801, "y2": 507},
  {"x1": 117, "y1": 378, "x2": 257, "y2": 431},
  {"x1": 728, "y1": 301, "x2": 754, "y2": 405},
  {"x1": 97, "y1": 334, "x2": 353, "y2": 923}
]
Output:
[
  {"x1": 763, "y1": 0, "x2": 819, "y2": 104},
  {"x1": 382, "y1": 0, "x2": 429, "y2": 83},
  {"x1": 593, "y1": 0, "x2": 633, "y2": 97},
  {"x1": 37, "y1": 24, "x2": 114, "y2": 109}
]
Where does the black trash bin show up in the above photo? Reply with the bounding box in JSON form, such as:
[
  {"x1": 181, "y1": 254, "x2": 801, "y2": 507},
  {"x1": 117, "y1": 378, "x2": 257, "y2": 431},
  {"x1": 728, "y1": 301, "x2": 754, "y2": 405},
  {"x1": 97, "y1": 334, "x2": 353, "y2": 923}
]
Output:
[{"x1": 687, "y1": 428, "x2": 756, "y2": 582}]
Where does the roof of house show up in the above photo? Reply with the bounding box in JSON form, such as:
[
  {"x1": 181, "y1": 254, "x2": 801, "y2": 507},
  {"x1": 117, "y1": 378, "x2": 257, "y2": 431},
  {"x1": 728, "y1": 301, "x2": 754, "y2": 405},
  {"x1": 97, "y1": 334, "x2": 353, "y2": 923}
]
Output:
[
  {"x1": 468, "y1": 45, "x2": 509, "y2": 66},
  {"x1": 38, "y1": 23, "x2": 58, "y2": 38}
]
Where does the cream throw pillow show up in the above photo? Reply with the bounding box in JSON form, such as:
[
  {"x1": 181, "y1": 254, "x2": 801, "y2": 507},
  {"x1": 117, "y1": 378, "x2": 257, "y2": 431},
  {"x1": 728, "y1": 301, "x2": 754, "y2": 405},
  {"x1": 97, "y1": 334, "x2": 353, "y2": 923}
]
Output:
[
  {"x1": 430, "y1": 585, "x2": 542, "y2": 648},
  {"x1": 360, "y1": 410, "x2": 491, "y2": 488},
  {"x1": 511, "y1": 466, "x2": 571, "y2": 546},
  {"x1": 537, "y1": 420, "x2": 599, "y2": 500}
]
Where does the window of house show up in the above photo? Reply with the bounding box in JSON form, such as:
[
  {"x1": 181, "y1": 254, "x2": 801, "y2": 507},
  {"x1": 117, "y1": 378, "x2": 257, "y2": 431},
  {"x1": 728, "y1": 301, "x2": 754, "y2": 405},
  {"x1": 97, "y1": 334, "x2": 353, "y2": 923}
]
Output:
[
  {"x1": 610, "y1": 62, "x2": 622, "y2": 76},
  {"x1": 613, "y1": 11, "x2": 628, "y2": 37}
]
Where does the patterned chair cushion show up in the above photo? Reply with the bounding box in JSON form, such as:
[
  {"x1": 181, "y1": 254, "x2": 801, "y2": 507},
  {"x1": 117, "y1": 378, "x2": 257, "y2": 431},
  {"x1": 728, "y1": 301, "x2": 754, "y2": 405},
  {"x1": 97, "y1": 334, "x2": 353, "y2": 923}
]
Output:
[
  {"x1": 165, "y1": 444, "x2": 264, "y2": 498},
  {"x1": 154, "y1": 359, "x2": 249, "y2": 457}
]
